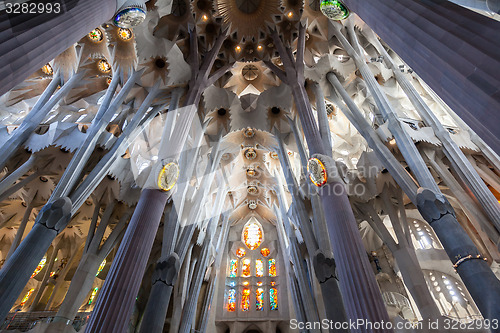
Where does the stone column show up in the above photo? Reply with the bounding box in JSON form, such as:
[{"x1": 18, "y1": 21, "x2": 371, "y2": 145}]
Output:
[
  {"x1": 365, "y1": 29, "x2": 500, "y2": 234},
  {"x1": 85, "y1": 189, "x2": 169, "y2": 332},
  {"x1": 267, "y1": 23, "x2": 392, "y2": 331},
  {"x1": 313, "y1": 252, "x2": 349, "y2": 332},
  {"x1": 340, "y1": 0, "x2": 500, "y2": 154},
  {"x1": 0, "y1": 197, "x2": 72, "y2": 321},
  {"x1": 139, "y1": 254, "x2": 180, "y2": 333},
  {"x1": 416, "y1": 188, "x2": 500, "y2": 321},
  {"x1": 0, "y1": 0, "x2": 117, "y2": 97}
]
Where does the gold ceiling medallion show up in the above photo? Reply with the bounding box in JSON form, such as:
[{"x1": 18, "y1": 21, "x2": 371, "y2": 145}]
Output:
[
  {"x1": 243, "y1": 127, "x2": 255, "y2": 138},
  {"x1": 248, "y1": 200, "x2": 258, "y2": 209},
  {"x1": 41, "y1": 64, "x2": 53, "y2": 75},
  {"x1": 270, "y1": 152, "x2": 279, "y2": 160},
  {"x1": 118, "y1": 28, "x2": 133, "y2": 41},
  {"x1": 244, "y1": 148, "x2": 257, "y2": 160},
  {"x1": 97, "y1": 59, "x2": 112, "y2": 73},
  {"x1": 157, "y1": 162, "x2": 180, "y2": 192},
  {"x1": 247, "y1": 185, "x2": 259, "y2": 195},
  {"x1": 307, "y1": 157, "x2": 328, "y2": 187},
  {"x1": 246, "y1": 166, "x2": 256, "y2": 177},
  {"x1": 88, "y1": 28, "x2": 104, "y2": 43}
]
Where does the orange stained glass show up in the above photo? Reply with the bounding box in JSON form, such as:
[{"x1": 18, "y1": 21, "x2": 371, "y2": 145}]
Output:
[
  {"x1": 243, "y1": 221, "x2": 263, "y2": 250},
  {"x1": 269, "y1": 258, "x2": 276, "y2": 277},
  {"x1": 229, "y1": 259, "x2": 238, "y2": 277},
  {"x1": 256, "y1": 259, "x2": 264, "y2": 277},
  {"x1": 236, "y1": 248, "x2": 246, "y2": 258},
  {"x1": 20, "y1": 288, "x2": 35, "y2": 306},
  {"x1": 242, "y1": 258, "x2": 251, "y2": 277},
  {"x1": 227, "y1": 289, "x2": 236, "y2": 311},
  {"x1": 256, "y1": 288, "x2": 264, "y2": 311},
  {"x1": 257, "y1": 281, "x2": 263, "y2": 286},
  {"x1": 96, "y1": 259, "x2": 106, "y2": 276},
  {"x1": 270, "y1": 288, "x2": 278, "y2": 310},
  {"x1": 242, "y1": 288, "x2": 250, "y2": 311},
  {"x1": 260, "y1": 247, "x2": 270, "y2": 257},
  {"x1": 243, "y1": 281, "x2": 250, "y2": 286},
  {"x1": 31, "y1": 256, "x2": 47, "y2": 278}
]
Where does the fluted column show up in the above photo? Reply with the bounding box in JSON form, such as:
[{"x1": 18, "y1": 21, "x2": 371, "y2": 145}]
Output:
[
  {"x1": 0, "y1": 0, "x2": 117, "y2": 97},
  {"x1": 340, "y1": 0, "x2": 500, "y2": 154},
  {"x1": 85, "y1": 189, "x2": 169, "y2": 332},
  {"x1": 0, "y1": 197, "x2": 72, "y2": 321}
]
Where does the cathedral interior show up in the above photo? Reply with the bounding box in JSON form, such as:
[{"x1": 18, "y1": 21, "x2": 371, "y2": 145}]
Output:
[{"x1": 0, "y1": 0, "x2": 500, "y2": 332}]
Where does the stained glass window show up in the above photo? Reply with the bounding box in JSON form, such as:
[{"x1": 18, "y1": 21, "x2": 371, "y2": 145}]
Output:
[
  {"x1": 236, "y1": 248, "x2": 246, "y2": 258},
  {"x1": 242, "y1": 258, "x2": 251, "y2": 277},
  {"x1": 260, "y1": 247, "x2": 270, "y2": 257},
  {"x1": 256, "y1": 288, "x2": 264, "y2": 311},
  {"x1": 96, "y1": 259, "x2": 106, "y2": 276},
  {"x1": 256, "y1": 259, "x2": 264, "y2": 277},
  {"x1": 257, "y1": 281, "x2": 263, "y2": 286},
  {"x1": 243, "y1": 220, "x2": 263, "y2": 250},
  {"x1": 88, "y1": 287, "x2": 99, "y2": 305},
  {"x1": 229, "y1": 259, "x2": 238, "y2": 277},
  {"x1": 20, "y1": 288, "x2": 35, "y2": 306},
  {"x1": 270, "y1": 288, "x2": 278, "y2": 310},
  {"x1": 243, "y1": 281, "x2": 249, "y2": 286},
  {"x1": 227, "y1": 289, "x2": 236, "y2": 311},
  {"x1": 31, "y1": 256, "x2": 47, "y2": 278},
  {"x1": 242, "y1": 288, "x2": 250, "y2": 311},
  {"x1": 269, "y1": 258, "x2": 276, "y2": 277}
]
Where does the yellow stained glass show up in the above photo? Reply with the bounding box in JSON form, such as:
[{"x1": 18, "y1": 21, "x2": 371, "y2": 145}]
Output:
[
  {"x1": 236, "y1": 248, "x2": 246, "y2": 258},
  {"x1": 243, "y1": 220, "x2": 263, "y2": 250},
  {"x1": 256, "y1": 259, "x2": 264, "y2": 277},
  {"x1": 20, "y1": 288, "x2": 35, "y2": 306},
  {"x1": 260, "y1": 247, "x2": 270, "y2": 257},
  {"x1": 88, "y1": 287, "x2": 98, "y2": 305},
  {"x1": 31, "y1": 256, "x2": 47, "y2": 278},
  {"x1": 229, "y1": 259, "x2": 238, "y2": 277},
  {"x1": 269, "y1": 259, "x2": 276, "y2": 277},
  {"x1": 96, "y1": 259, "x2": 106, "y2": 276},
  {"x1": 227, "y1": 289, "x2": 236, "y2": 311},
  {"x1": 242, "y1": 258, "x2": 251, "y2": 277},
  {"x1": 242, "y1": 288, "x2": 250, "y2": 311}
]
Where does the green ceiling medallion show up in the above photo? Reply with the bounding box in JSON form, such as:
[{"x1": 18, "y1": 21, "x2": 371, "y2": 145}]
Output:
[{"x1": 320, "y1": 0, "x2": 350, "y2": 20}]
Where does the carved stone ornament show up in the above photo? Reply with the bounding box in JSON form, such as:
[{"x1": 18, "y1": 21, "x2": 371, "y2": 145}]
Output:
[
  {"x1": 243, "y1": 127, "x2": 256, "y2": 138},
  {"x1": 244, "y1": 148, "x2": 257, "y2": 160},
  {"x1": 157, "y1": 161, "x2": 180, "y2": 192},
  {"x1": 248, "y1": 200, "x2": 257, "y2": 209}
]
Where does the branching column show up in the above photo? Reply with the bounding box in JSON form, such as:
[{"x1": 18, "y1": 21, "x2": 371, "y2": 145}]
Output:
[
  {"x1": 0, "y1": 0, "x2": 117, "y2": 96},
  {"x1": 340, "y1": 0, "x2": 500, "y2": 154},
  {"x1": 266, "y1": 23, "x2": 391, "y2": 331}
]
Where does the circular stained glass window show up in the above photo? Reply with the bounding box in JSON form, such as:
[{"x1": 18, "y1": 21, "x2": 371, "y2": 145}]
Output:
[
  {"x1": 320, "y1": 0, "x2": 349, "y2": 20},
  {"x1": 236, "y1": 248, "x2": 246, "y2": 257},
  {"x1": 244, "y1": 148, "x2": 257, "y2": 160},
  {"x1": 260, "y1": 247, "x2": 270, "y2": 257},
  {"x1": 307, "y1": 157, "x2": 328, "y2": 187}
]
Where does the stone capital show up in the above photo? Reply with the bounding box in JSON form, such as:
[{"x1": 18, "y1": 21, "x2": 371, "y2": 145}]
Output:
[
  {"x1": 152, "y1": 253, "x2": 180, "y2": 286},
  {"x1": 35, "y1": 197, "x2": 72, "y2": 233},
  {"x1": 416, "y1": 187, "x2": 455, "y2": 224},
  {"x1": 313, "y1": 251, "x2": 337, "y2": 283}
]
